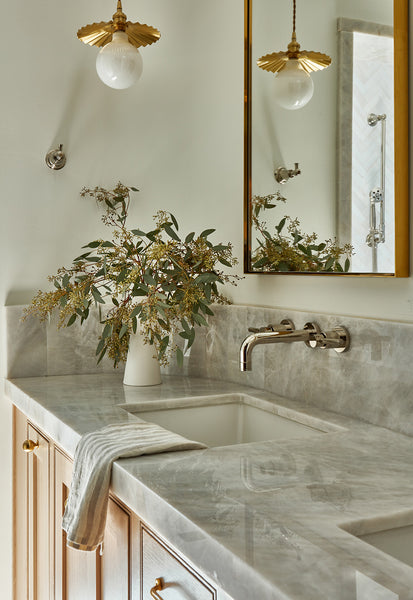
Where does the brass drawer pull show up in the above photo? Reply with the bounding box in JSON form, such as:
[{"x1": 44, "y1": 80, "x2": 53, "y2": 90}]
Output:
[
  {"x1": 150, "y1": 577, "x2": 165, "y2": 599},
  {"x1": 22, "y1": 439, "x2": 39, "y2": 453}
]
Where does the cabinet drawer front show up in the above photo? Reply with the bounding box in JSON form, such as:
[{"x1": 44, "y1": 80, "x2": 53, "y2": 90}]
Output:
[{"x1": 141, "y1": 524, "x2": 216, "y2": 600}]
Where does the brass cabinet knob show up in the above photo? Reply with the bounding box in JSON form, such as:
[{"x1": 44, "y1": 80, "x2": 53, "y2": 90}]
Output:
[
  {"x1": 22, "y1": 439, "x2": 39, "y2": 453},
  {"x1": 150, "y1": 577, "x2": 165, "y2": 599}
]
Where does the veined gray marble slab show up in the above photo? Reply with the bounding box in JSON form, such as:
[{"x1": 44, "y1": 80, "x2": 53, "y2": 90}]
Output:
[
  {"x1": 7, "y1": 304, "x2": 413, "y2": 438},
  {"x1": 6, "y1": 374, "x2": 413, "y2": 600}
]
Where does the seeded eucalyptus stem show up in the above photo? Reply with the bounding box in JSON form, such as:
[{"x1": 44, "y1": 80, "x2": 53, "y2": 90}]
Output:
[
  {"x1": 25, "y1": 183, "x2": 239, "y2": 367},
  {"x1": 251, "y1": 193, "x2": 353, "y2": 272}
]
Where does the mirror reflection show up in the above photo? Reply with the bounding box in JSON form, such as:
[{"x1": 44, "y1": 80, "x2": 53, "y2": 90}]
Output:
[{"x1": 245, "y1": 0, "x2": 408, "y2": 275}]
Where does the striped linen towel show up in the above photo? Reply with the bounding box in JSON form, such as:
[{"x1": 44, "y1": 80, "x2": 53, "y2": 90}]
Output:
[{"x1": 62, "y1": 421, "x2": 206, "y2": 551}]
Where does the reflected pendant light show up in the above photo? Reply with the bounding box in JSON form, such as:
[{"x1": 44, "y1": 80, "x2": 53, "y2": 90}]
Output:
[
  {"x1": 77, "y1": 1, "x2": 161, "y2": 90},
  {"x1": 257, "y1": 0, "x2": 331, "y2": 110}
]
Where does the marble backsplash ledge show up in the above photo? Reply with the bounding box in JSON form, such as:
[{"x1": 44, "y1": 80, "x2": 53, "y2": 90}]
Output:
[{"x1": 5, "y1": 303, "x2": 413, "y2": 437}]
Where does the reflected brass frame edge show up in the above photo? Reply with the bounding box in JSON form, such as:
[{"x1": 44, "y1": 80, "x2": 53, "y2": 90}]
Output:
[
  {"x1": 244, "y1": 0, "x2": 252, "y2": 273},
  {"x1": 243, "y1": 0, "x2": 409, "y2": 278},
  {"x1": 394, "y1": 0, "x2": 410, "y2": 277}
]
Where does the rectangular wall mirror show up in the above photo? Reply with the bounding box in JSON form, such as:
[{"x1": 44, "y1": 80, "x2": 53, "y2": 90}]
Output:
[{"x1": 244, "y1": 0, "x2": 409, "y2": 276}]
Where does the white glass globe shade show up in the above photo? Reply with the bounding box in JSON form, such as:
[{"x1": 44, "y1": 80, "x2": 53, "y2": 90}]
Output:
[
  {"x1": 96, "y1": 31, "x2": 143, "y2": 90},
  {"x1": 273, "y1": 59, "x2": 314, "y2": 110}
]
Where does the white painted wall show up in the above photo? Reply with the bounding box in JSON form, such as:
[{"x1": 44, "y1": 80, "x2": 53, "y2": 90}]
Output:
[{"x1": 0, "y1": 0, "x2": 412, "y2": 597}]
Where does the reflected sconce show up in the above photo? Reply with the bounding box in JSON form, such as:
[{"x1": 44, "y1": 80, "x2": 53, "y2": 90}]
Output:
[
  {"x1": 257, "y1": 0, "x2": 331, "y2": 110},
  {"x1": 77, "y1": 1, "x2": 161, "y2": 90}
]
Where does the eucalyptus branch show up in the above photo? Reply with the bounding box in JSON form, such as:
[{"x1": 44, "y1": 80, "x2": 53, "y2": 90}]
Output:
[
  {"x1": 251, "y1": 193, "x2": 353, "y2": 273},
  {"x1": 25, "y1": 183, "x2": 240, "y2": 367}
]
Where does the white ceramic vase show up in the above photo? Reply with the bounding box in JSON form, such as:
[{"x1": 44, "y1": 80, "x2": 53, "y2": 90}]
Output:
[{"x1": 123, "y1": 330, "x2": 161, "y2": 387}]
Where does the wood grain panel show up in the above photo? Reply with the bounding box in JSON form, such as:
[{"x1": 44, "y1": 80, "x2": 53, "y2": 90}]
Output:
[
  {"x1": 141, "y1": 524, "x2": 216, "y2": 600},
  {"x1": 13, "y1": 407, "x2": 28, "y2": 600}
]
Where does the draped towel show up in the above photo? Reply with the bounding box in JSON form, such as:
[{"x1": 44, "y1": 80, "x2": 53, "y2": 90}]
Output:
[{"x1": 62, "y1": 421, "x2": 206, "y2": 551}]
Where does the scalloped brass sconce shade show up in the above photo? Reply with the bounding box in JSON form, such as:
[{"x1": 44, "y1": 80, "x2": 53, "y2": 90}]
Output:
[
  {"x1": 77, "y1": 1, "x2": 160, "y2": 90},
  {"x1": 257, "y1": 0, "x2": 331, "y2": 109}
]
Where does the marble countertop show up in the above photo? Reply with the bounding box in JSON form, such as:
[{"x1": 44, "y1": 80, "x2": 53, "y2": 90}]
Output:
[{"x1": 5, "y1": 373, "x2": 413, "y2": 600}]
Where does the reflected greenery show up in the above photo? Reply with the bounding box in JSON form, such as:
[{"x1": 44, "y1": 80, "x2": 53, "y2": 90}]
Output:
[{"x1": 251, "y1": 194, "x2": 353, "y2": 272}]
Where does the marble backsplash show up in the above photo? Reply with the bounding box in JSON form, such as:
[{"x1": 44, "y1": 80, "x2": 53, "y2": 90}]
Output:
[{"x1": 5, "y1": 304, "x2": 413, "y2": 437}]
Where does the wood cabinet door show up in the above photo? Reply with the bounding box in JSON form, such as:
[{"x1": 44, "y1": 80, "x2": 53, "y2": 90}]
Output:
[
  {"x1": 13, "y1": 408, "x2": 53, "y2": 600},
  {"x1": 54, "y1": 449, "x2": 133, "y2": 600},
  {"x1": 27, "y1": 423, "x2": 53, "y2": 600},
  {"x1": 141, "y1": 524, "x2": 216, "y2": 600},
  {"x1": 13, "y1": 407, "x2": 28, "y2": 600}
]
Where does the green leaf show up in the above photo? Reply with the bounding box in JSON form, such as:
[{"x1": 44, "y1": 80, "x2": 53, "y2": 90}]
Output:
[
  {"x1": 83, "y1": 241, "x2": 101, "y2": 248},
  {"x1": 119, "y1": 324, "x2": 129, "y2": 339},
  {"x1": 200, "y1": 303, "x2": 214, "y2": 316},
  {"x1": 62, "y1": 274, "x2": 70, "y2": 289},
  {"x1": 159, "y1": 336, "x2": 169, "y2": 355},
  {"x1": 67, "y1": 314, "x2": 77, "y2": 327},
  {"x1": 277, "y1": 262, "x2": 290, "y2": 272},
  {"x1": 116, "y1": 269, "x2": 128, "y2": 283},
  {"x1": 132, "y1": 287, "x2": 147, "y2": 297},
  {"x1": 181, "y1": 318, "x2": 191, "y2": 334},
  {"x1": 187, "y1": 328, "x2": 195, "y2": 348},
  {"x1": 200, "y1": 228, "x2": 215, "y2": 238},
  {"x1": 176, "y1": 347, "x2": 184, "y2": 368},
  {"x1": 344, "y1": 258, "x2": 350, "y2": 272},
  {"x1": 325, "y1": 256, "x2": 335, "y2": 271},
  {"x1": 185, "y1": 232, "x2": 195, "y2": 243},
  {"x1": 276, "y1": 218, "x2": 286, "y2": 233},
  {"x1": 112, "y1": 296, "x2": 119, "y2": 307},
  {"x1": 102, "y1": 323, "x2": 112, "y2": 339},
  {"x1": 53, "y1": 279, "x2": 61, "y2": 289},
  {"x1": 143, "y1": 271, "x2": 157, "y2": 286},
  {"x1": 164, "y1": 225, "x2": 181, "y2": 242},
  {"x1": 101, "y1": 241, "x2": 115, "y2": 248},
  {"x1": 131, "y1": 229, "x2": 146, "y2": 237},
  {"x1": 130, "y1": 305, "x2": 142, "y2": 319},
  {"x1": 252, "y1": 257, "x2": 269, "y2": 269},
  {"x1": 132, "y1": 317, "x2": 138, "y2": 334},
  {"x1": 97, "y1": 346, "x2": 107, "y2": 365},
  {"x1": 96, "y1": 338, "x2": 105, "y2": 356},
  {"x1": 194, "y1": 272, "x2": 220, "y2": 284},
  {"x1": 91, "y1": 287, "x2": 105, "y2": 304},
  {"x1": 192, "y1": 312, "x2": 208, "y2": 327},
  {"x1": 169, "y1": 213, "x2": 179, "y2": 231},
  {"x1": 73, "y1": 252, "x2": 91, "y2": 262}
]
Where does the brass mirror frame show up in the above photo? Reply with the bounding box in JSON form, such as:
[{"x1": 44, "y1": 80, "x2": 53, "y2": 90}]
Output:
[{"x1": 244, "y1": 0, "x2": 409, "y2": 277}]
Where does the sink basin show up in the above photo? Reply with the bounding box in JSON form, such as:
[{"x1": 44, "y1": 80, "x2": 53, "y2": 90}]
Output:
[
  {"x1": 123, "y1": 394, "x2": 333, "y2": 448},
  {"x1": 358, "y1": 525, "x2": 413, "y2": 568}
]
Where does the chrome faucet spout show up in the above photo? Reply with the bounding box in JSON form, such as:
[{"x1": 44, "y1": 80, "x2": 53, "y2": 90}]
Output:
[
  {"x1": 240, "y1": 323, "x2": 317, "y2": 371},
  {"x1": 239, "y1": 320, "x2": 350, "y2": 372}
]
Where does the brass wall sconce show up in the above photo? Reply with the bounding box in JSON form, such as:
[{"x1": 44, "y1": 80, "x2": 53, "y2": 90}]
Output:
[
  {"x1": 257, "y1": 0, "x2": 331, "y2": 110},
  {"x1": 77, "y1": 1, "x2": 161, "y2": 90},
  {"x1": 45, "y1": 144, "x2": 66, "y2": 170}
]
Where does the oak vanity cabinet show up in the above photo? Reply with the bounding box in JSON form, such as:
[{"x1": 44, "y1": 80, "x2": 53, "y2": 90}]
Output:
[
  {"x1": 13, "y1": 407, "x2": 229, "y2": 600},
  {"x1": 13, "y1": 406, "x2": 137, "y2": 600}
]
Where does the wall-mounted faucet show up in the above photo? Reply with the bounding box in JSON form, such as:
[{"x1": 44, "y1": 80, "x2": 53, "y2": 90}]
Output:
[
  {"x1": 240, "y1": 320, "x2": 349, "y2": 371},
  {"x1": 274, "y1": 163, "x2": 301, "y2": 184}
]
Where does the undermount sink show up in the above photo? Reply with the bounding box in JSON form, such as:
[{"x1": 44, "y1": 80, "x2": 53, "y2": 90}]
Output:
[
  {"x1": 123, "y1": 394, "x2": 336, "y2": 448},
  {"x1": 358, "y1": 525, "x2": 413, "y2": 568}
]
